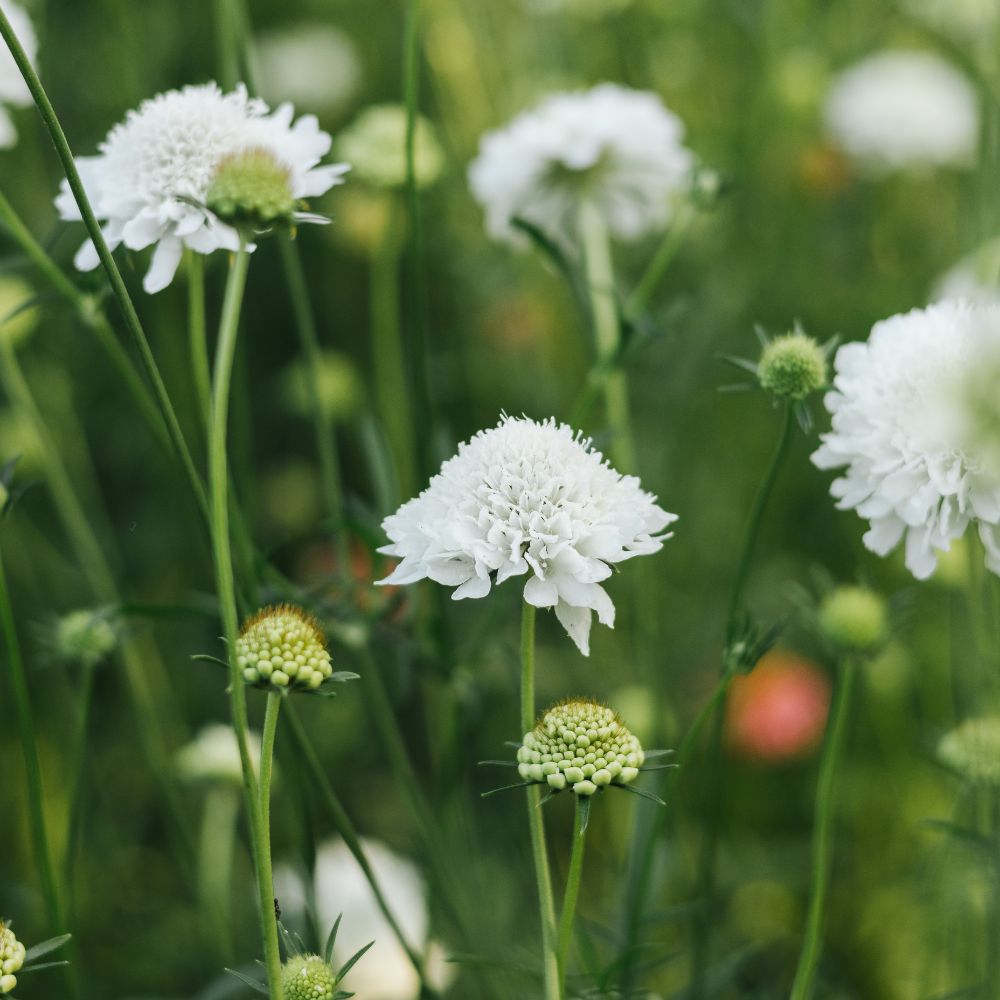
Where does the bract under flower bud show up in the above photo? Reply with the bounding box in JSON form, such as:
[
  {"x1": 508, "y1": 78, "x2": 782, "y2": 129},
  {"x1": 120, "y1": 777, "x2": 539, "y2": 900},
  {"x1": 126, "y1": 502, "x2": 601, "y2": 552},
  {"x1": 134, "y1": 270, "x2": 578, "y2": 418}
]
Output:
[
  {"x1": 518, "y1": 698, "x2": 644, "y2": 795},
  {"x1": 758, "y1": 332, "x2": 827, "y2": 400},
  {"x1": 938, "y1": 716, "x2": 1000, "y2": 786},
  {"x1": 281, "y1": 954, "x2": 337, "y2": 1000},
  {"x1": 0, "y1": 922, "x2": 25, "y2": 995},
  {"x1": 235, "y1": 604, "x2": 334, "y2": 691},
  {"x1": 818, "y1": 586, "x2": 888, "y2": 653},
  {"x1": 206, "y1": 147, "x2": 297, "y2": 228}
]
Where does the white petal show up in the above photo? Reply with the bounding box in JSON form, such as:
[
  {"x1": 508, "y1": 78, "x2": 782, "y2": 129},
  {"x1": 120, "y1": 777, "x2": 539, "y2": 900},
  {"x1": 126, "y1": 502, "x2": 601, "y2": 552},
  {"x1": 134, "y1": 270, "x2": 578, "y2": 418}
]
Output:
[
  {"x1": 143, "y1": 239, "x2": 184, "y2": 294},
  {"x1": 523, "y1": 576, "x2": 558, "y2": 608},
  {"x1": 554, "y1": 602, "x2": 592, "y2": 656},
  {"x1": 452, "y1": 575, "x2": 491, "y2": 600}
]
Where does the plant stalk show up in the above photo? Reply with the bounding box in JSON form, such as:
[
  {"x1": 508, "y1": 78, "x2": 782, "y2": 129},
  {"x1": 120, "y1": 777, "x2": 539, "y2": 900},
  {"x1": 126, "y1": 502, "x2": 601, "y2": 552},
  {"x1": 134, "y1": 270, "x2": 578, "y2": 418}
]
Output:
[{"x1": 557, "y1": 796, "x2": 590, "y2": 992}]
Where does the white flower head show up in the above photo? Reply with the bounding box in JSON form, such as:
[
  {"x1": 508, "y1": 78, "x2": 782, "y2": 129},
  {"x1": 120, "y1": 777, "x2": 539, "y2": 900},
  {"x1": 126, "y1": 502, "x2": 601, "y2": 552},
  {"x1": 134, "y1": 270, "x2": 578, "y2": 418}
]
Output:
[
  {"x1": 468, "y1": 83, "x2": 695, "y2": 246},
  {"x1": 55, "y1": 83, "x2": 349, "y2": 293},
  {"x1": 0, "y1": 0, "x2": 37, "y2": 150},
  {"x1": 377, "y1": 415, "x2": 676, "y2": 655},
  {"x1": 824, "y1": 51, "x2": 979, "y2": 175},
  {"x1": 812, "y1": 301, "x2": 1000, "y2": 580}
]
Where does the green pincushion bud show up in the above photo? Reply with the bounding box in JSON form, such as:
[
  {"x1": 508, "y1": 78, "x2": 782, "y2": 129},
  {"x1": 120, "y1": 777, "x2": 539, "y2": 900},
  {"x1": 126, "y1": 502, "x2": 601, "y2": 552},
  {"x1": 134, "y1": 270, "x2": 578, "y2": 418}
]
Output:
[
  {"x1": 758, "y1": 332, "x2": 827, "y2": 400},
  {"x1": 53, "y1": 608, "x2": 119, "y2": 666},
  {"x1": 818, "y1": 585, "x2": 888, "y2": 653},
  {"x1": 206, "y1": 147, "x2": 297, "y2": 228},
  {"x1": 938, "y1": 716, "x2": 1000, "y2": 786},
  {"x1": 518, "y1": 698, "x2": 645, "y2": 796},
  {"x1": 236, "y1": 604, "x2": 334, "y2": 691},
  {"x1": 0, "y1": 921, "x2": 26, "y2": 995},
  {"x1": 281, "y1": 954, "x2": 337, "y2": 1000}
]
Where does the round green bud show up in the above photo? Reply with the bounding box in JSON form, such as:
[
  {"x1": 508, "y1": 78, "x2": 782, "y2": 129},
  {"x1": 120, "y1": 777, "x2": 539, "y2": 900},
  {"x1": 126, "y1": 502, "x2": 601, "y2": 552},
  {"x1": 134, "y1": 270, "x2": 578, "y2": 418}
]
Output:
[
  {"x1": 236, "y1": 604, "x2": 334, "y2": 693},
  {"x1": 818, "y1": 585, "x2": 888, "y2": 653},
  {"x1": 518, "y1": 698, "x2": 644, "y2": 796},
  {"x1": 336, "y1": 104, "x2": 444, "y2": 189},
  {"x1": 758, "y1": 332, "x2": 827, "y2": 400},
  {"x1": 281, "y1": 954, "x2": 337, "y2": 1000},
  {"x1": 53, "y1": 608, "x2": 119, "y2": 666},
  {"x1": 206, "y1": 147, "x2": 297, "y2": 228},
  {"x1": 938, "y1": 716, "x2": 1000, "y2": 787},
  {"x1": 0, "y1": 922, "x2": 25, "y2": 995}
]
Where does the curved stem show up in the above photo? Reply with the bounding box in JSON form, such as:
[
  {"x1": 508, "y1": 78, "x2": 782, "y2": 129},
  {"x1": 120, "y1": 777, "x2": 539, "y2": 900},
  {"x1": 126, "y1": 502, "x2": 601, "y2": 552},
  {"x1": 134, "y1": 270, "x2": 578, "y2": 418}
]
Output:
[
  {"x1": 557, "y1": 796, "x2": 590, "y2": 991},
  {"x1": 790, "y1": 658, "x2": 857, "y2": 1000},
  {"x1": 0, "y1": 9, "x2": 207, "y2": 523},
  {"x1": 521, "y1": 603, "x2": 561, "y2": 1000}
]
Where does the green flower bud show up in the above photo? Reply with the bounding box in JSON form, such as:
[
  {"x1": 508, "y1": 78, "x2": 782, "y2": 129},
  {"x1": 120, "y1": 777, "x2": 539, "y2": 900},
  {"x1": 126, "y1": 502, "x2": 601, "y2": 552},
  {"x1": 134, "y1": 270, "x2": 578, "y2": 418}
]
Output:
[
  {"x1": 206, "y1": 147, "x2": 297, "y2": 229},
  {"x1": 235, "y1": 604, "x2": 334, "y2": 692},
  {"x1": 53, "y1": 607, "x2": 119, "y2": 666},
  {"x1": 938, "y1": 716, "x2": 1000, "y2": 786},
  {"x1": 336, "y1": 104, "x2": 443, "y2": 189},
  {"x1": 281, "y1": 954, "x2": 337, "y2": 1000},
  {"x1": 0, "y1": 922, "x2": 25, "y2": 995},
  {"x1": 518, "y1": 698, "x2": 644, "y2": 796},
  {"x1": 758, "y1": 332, "x2": 827, "y2": 400},
  {"x1": 818, "y1": 585, "x2": 888, "y2": 653}
]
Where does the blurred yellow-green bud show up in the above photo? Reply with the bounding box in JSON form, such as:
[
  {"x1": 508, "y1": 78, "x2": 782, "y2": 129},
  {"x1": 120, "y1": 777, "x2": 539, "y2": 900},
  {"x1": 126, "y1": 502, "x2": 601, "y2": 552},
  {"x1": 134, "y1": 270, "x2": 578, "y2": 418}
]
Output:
[
  {"x1": 335, "y1": 104, "x2": 444, "y2": 189},
  {"x1": 236, "y1": 604, "x2": 333, "y2": 691},
  {"x1": 206, "y1": 147, "x2": 297, "y2": 228},
  {"x1": 758, "y1": 332, "x2": 827, "y2": 400},
  {"x1": 0, "y1": 276, "x2": 38, "y2": 350},
  {"x1": 175, "y1": 724, "x2": 263, "y2": 785},
  {"x1": 0, "y1": 922, "x2": 25, "y2": 995},
  {"x1": 518, "y1": 698, "x2": 644, "y2": 796},
  {"x1": 281, "y1": 349, "x2": 363, "y2": 424},
  {"x1": 282, "y1": 954, "x2": 337, "y2": 1000},
  {"x1": 53, "y1": 607, "x2": 119, "y2": 666},
  {"x1": 818, "y1": 585, "x2": 888, "y2": 653},
  {"x1": 938, "y1": 716, "x2": 1000, "y2": 786}
]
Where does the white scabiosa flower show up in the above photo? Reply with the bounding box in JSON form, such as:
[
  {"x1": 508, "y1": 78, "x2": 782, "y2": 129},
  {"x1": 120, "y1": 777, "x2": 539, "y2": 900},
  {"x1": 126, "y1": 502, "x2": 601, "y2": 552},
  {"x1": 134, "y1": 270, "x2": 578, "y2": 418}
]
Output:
[
  {"x1": 468, "y1": 83, "x2": 694, "y2": 246},
  {"x1": 376, "y1": 415, "x2": 676, "y2": 655},
  {"x1": 823, "y1": 51, "x2": 979, "y2": 175},
  {"x1": 812, "y1": 301, "x2": 1000, "y2": 580},
  {"x1": 55, "y1": 83, "x2": 349, "y2": 293},
  {"x1": 0, "y1": 0, "x2": 37, "y2": 150}
]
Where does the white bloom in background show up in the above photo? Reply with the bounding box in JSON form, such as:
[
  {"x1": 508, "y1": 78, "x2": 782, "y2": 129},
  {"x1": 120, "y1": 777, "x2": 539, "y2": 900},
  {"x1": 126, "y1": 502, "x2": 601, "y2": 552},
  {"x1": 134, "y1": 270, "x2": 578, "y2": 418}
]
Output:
[
  {"x1": 275, "y1": 838, "x2": 452, "y2": 1000},
  {"x1": 812, "y1": 301, "x2": 1000, "y2": 580},
  {"x1": 335, "y1": 104, "x2": 444, "y2": 189},
  {"x1": 901, "y1": 0, "x2": 998, "y2": 41},
  {"x1": 932, "y1": 238, "x2": 1000, "y2": 308},
  {"x1": 256, "y1": 24, "x2": 362, "y2": 116},
  {"x1": 55, "y1": 83, "x2": 349, "y2": 293},
  {"x1": 469, "y1": 83, "x2": 694, "y2": 246},
  {"x1": 0, "y1": 0, "x2": 37, "y2": 150},
  {"x1": 377, "y1": 415, "x2": 676, "y2": 655},
  {"x1": 824, "y1": 51, "x2": 979, "y2": 175},
  {"x1": 175, "y1": 723, "x2": 262, "y2": 785}
]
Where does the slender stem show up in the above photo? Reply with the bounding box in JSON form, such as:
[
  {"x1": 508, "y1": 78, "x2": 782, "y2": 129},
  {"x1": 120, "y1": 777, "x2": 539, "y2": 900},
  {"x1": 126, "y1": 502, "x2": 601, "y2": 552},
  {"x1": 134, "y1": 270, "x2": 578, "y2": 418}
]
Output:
[
  {"x1": 989, "y1": 791, "x2": 1000, "y2": 999},
  {"x1": 790, "y1": 658, "x2": 857, "y2": 1000},
  {"x1": 0, "y1": 9, "x2": 208, "y2": 522},
  {"x1": 258, "y1": 691, "x2": 282, "y2": 982},
  {"x1": 557, "y1": 797, "x2": 589, "y2": 990},
  {"x1": 520, "y1": 603, "x2": 561, "y2": 1000},
  {"x1": 579, "y1": 199, "x2": 636, "y2": 472},
  {"x1": 282, "y1": 702, "x2": 426, "y2": 976},
  {"x1": 63, "y1": 659, "x2": 98, "y2": 906},
  {"x1": 187, "y1": 252, "x2": 212, "y2": 435},
  {"x1": 199, "y1": 786, "x2": 239, "y2": 962},
  {"x1": 625, "y1": 203, "x2": 696, "y2": 319}
]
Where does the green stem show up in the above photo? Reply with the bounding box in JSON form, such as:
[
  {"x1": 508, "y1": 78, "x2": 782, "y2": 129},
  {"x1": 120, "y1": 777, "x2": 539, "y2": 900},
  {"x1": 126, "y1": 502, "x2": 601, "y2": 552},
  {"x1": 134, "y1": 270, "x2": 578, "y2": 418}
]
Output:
[
  {"x1": 208, "y1": 244, "x2": 282, "y2": 998},
  {"x1": 0, "y1": 11, "x2": 208, "y2": 523},
  {"x1": 63, "y1": 659, "x2": 97, "y2": 908},
  {"x1": 520, "y1": 603, "x2": 561, "y2": 1000},
  {"x1": 625, "y1": 203, "x2": 696, "y2": 319},
  {"x1": 557, "y1": 796, "x2": 590, "y2": 991},
  {"x1": 283, "y1": 702, "x2": 426, "y2": 976},
  {"x1": 989, "y1": 791, "x2": 1000, "y2": 999},
  {"x1": 187, "y1": 252, "x2": 212, "y2": 436},
  {"x1": 790, "y1": 658, "x2": 857, "y2": 1000},
  {"x1": 199, "y1": 786, "x2": 240, "y2": 962},
  {"x1": 258, "y1": 691, "x2": 283, "y2": 980},
  {"x1": 579, "y1": 199, "x2": 635, "y2": 472}
]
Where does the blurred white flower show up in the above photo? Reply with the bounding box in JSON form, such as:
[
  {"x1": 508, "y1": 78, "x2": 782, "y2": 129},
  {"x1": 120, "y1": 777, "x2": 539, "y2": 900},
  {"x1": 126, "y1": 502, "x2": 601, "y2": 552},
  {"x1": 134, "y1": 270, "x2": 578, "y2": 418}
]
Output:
[
  {"x1": 55, "y1": 83, "x2": 349, "y2": 293},
  {"x1": 256, "y1": 24, "x2": 362, "y2": 116},
  {"x1": 824, "y1": 51, "x2": 979, "y2": 175},
  {"x1": 812, "y1": 301, "x2": 1000, "y2": 579},
  {"x1": 0, "y1": 0, "x2": 37, "y2": 149},
  {"x1": 276, "y1": 838, "x2": 452, "y2": 1000},
  {"x1": 469, "y1": 83, "x2": 694, "y2": 246},
  {"x1": 932, "y1": 238, "x2": 1000, "y2": 308},
  {"x1": 335, "y1": 104, "x2": 444, "y2": 189},
  {"x1": 175, "y1": 723, "x2": 262, "y2": 785},
  {"x1": 376, "y1": 414, "x2": 676, "y2": 655}
]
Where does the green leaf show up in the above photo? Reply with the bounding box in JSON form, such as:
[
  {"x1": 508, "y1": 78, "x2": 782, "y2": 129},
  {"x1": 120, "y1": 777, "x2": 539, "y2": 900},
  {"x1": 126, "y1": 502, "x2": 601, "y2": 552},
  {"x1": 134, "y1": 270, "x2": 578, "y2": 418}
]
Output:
[
  {"x1": 335, "y1": 940, "x2": 374, "y2": 983},
  {"x1": 618, "y1": 784, "x2": 666, "y2": 806},
  {"x1": 578, "y1": 795, "x2": 592, "y2": 835},
  {"x1": 23, "y1": 934, "x2": 71, "y2": 963},
  {"x1": 224, "y1": 968, "x2": 269, "y2": 994},
  {"x1": 17, "y1": 960, "x2": 69, "y2": 973},
  {"x1": 480, "y1": 781, "x2": 536, "y2": 798},
  {"x1": 324, "y1": 914, "x2": 343, "y2": 965}
]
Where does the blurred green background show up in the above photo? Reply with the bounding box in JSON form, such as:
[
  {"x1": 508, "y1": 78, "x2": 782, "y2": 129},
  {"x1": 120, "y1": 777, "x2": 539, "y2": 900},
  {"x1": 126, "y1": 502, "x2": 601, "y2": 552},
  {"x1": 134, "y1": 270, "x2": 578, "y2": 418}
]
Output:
[{"x1": 1, "y1": 0, "x2": 998, "y2": 997}]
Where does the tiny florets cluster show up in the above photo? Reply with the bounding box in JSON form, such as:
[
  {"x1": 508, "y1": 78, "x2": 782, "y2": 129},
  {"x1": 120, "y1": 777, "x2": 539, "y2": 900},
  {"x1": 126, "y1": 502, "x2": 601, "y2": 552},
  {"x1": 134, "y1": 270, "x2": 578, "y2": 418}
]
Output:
[
  {"x1": 206, "y1": 147, "x2": 297, "y2": 228},
  {"x1": 0, "y1": 922, "x2": 25, "y2": 995},
  {"x1": 818, "y1": 586, "x2": 888, "y2": 653},
  {"x1": 938, "y1": 716, "x2": 1000, "y2": 786},
  {"x1": 758, "y1": 333, "x2": 828, "y2": 400},
  {"x1": 235, "y1": 604, "x2": 333, "y2": 691},
  {"x1": 281, "y1": 954, "x2": 337, "y2": 1000},
  {"x1": 518, "y1": 699, "x2": 644, "y2": 796}
]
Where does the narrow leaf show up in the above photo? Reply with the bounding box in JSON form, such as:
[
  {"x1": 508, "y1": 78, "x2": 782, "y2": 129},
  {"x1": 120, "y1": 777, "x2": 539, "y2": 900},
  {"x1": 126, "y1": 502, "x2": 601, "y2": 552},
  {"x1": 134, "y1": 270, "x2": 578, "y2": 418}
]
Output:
[
  {"x1": 336, "y1": 941, "x2": 374, "y2": 982},
  {"x1": 23, "y1": 935, "x2": 71, "y2": 963}
]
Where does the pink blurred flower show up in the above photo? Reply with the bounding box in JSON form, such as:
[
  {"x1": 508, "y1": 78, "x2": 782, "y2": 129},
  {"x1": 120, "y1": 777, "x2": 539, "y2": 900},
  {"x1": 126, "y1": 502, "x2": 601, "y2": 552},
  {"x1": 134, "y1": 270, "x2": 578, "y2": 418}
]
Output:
[{"x1": 725, "y1": 651, "x2": 831, "y2": 762}]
